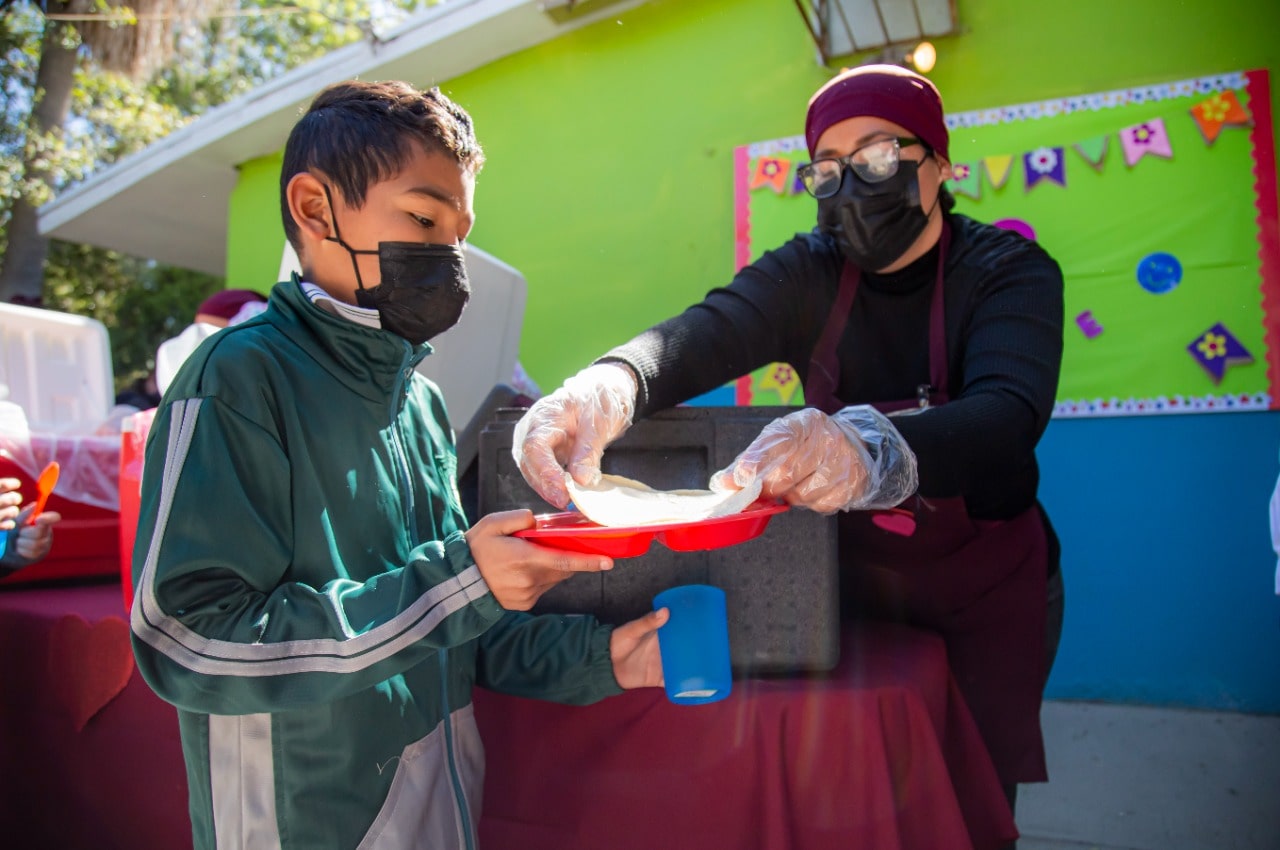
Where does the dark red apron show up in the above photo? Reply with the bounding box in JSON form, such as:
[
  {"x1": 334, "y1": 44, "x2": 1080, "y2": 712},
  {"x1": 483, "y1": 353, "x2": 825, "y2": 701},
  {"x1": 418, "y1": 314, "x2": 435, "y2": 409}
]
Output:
[{"x1": 805, "y1": 224, "x2": 1048, "y2": 785}]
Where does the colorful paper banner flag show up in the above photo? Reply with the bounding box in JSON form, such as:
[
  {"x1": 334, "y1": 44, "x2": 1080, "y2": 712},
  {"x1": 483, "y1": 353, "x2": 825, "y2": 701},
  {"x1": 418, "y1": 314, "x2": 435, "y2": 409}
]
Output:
[
  {"x1": 1024, "y1": 146, "x2": 1066, "y2": 191},
  {"x1": 1187, "y1": 322, "x2": 1253, "y2": 384},
  {"x1": 1073, "y1": 135, "x2": 1109, "y2": 172},
  {"x1": 756, "y1": 362, "x2": 801, "y2": 405},
  {"x1": 949, "y1": 162, "x2": 981, "y2": 200},
  {"x1": 1119, "y1": 118, "x2": 1173, "y2": 167},
  {"x1": 749, "y1": 157, "x2": 792, "y2": 194},
  {"x1": 1189, "y1": 90, "x2": 1252, "y2": 145},
  {"x1": 983, "y1": 156, "x2": 1013, "y2": 190},
  {"x1": 983, "y1": 155, "x2": 1015, "y2": 190},
  {"x1": 790, "y1": 165, "x2": 808, "y2": 195}
]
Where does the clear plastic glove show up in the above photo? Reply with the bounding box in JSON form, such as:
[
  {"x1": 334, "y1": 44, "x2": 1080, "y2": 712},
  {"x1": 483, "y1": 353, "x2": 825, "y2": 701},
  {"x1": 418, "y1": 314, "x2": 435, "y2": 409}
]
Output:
[
  {"x1": 512, "y1": 363, "x2": 638, "y2": 509},
  {"x1": 711, "y1": 405, "x2": 918, "y2": 515}
]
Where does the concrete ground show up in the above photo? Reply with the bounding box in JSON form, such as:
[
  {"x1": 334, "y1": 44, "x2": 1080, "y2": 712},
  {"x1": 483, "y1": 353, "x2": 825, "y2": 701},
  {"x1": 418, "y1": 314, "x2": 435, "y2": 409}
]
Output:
[{"x1": 1017, "y1": 700, "x2": 1280, "y2": 850}]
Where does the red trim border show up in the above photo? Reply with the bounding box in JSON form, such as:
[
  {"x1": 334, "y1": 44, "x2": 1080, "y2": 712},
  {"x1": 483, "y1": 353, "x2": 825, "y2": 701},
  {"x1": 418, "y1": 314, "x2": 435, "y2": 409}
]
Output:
[
  {"x1": 732, "y1": 145, "x2": 752, "y2": 273},
  {"x1": 1247, "y1": 69, "x2": 1280, "y2": 409}
]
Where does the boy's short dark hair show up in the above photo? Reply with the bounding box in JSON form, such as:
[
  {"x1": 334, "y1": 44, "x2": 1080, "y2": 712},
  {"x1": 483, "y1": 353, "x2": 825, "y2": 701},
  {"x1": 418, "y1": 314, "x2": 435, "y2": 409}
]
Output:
[{"x1": 280, "y1": 80, "x2": 485, "y2": 251}]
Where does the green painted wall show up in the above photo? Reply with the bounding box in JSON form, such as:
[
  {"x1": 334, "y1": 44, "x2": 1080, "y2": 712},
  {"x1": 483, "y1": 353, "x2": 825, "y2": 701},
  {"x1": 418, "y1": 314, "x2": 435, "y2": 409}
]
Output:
[
  {"x1": 450, "y1": 0, "x2": 825, "y2": 387},
  {"x1": 455, "y1": 0, "x2": 1280, "y2": 389},
  {"x1": 220, "y1": 0, "x2": 1280, "y2": 710},
  {"x1": 226, "y1": 151, "x2": 285, "y2": 294},
  {"x1": 225, "y1": 0, "x2": 1280, "y2": 387}
]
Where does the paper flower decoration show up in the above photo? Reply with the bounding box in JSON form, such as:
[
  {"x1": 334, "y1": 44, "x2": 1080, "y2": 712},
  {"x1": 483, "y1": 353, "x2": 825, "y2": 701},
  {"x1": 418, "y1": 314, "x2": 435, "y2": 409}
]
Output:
[
  {"x1": 1029, "y1": 148, "x2": 1059, "y2": 174},
  {"x1": 1119, "y1": 118, "x2": 1173, "y2": 167},
  {"x1": 750, "y1": 157, "x2": 792, "y2": 194},
  {"x1": 1189, "y1": 90, "x2": 1252, "y2": 144},
  {"x1": 1024, "y1": 146, "x2": 1065, "y2": 191},
  {"x1": 756, "y1": 362, "x2": 801, "y2": 405},
  {"x1": 949, "y1": 162, "x2": 981, "y2": 199},
  {"x1": 1186, "y1": 322, "x2": 1253, "y2": 384}
]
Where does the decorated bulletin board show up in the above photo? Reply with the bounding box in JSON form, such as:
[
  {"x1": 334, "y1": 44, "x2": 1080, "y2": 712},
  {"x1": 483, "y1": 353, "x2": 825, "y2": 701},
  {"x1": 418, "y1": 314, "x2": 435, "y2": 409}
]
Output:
[{"x1": 725, "y1": 70, "x2": 1280, "y2": 417}]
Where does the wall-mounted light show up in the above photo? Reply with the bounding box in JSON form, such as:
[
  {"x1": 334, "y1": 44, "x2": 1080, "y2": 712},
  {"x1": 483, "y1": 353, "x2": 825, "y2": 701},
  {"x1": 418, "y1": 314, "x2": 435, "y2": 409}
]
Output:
[
  {"x1": 904, "y1": 39, "x2": 935, "y2": 72},
  {"x1": 872, "y1": 39, "x2": 936, "y2": 73}
]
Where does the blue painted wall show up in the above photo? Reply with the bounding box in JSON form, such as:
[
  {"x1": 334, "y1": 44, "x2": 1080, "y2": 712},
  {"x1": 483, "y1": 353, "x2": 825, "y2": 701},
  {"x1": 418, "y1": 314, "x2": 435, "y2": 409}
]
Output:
[{"x1": 1039, "y1": 411, "x2": 1280, "y2": 712}]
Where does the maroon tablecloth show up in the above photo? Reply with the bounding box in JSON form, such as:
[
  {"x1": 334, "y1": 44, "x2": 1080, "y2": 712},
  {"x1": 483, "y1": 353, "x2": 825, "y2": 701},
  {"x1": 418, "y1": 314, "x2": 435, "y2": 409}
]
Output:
[
  {"x1": 0, "y1": 583, "x2": 1015, "y2": 850},
  {"x1": 0, "y1": 582, "x2": 191, "y2": 849},
  {"x1": 475, "y1": 622, "x2": 1017, "y2": 850}
]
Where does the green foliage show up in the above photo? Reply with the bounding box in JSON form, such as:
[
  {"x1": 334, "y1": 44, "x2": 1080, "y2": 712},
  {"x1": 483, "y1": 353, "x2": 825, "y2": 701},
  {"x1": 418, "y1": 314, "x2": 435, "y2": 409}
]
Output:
[
  {"x1": 0, "y1": 3, "x2": 47, "y2": 205},
  {"x1": 158, "y1": 1, "x2": 379, "y2": 111},
  {"x1": 42, "y1": 240, "x2": 222, "y2": 391}
]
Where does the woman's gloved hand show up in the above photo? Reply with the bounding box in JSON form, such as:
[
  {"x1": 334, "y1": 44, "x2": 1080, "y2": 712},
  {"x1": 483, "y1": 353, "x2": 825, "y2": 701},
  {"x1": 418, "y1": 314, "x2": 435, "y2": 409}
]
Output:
[
  {"x1": 512, "y1": 363, "x2": 638, "y2": 509},
  {"x1": 711, "y1": 405, "x2": 918, "y2": 515}
]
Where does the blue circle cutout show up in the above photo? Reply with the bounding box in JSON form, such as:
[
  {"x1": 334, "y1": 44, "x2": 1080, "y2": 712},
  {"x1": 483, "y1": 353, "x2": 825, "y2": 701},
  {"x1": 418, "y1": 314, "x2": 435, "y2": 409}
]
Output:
[{"x1": 1136, "y1": 252, "x2": 1182, "y2": 294}]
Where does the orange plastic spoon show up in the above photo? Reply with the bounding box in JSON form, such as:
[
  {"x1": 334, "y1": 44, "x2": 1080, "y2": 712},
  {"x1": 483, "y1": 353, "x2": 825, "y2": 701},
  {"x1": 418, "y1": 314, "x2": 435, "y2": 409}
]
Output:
[{"x1": 27, "y1": 461, "x2": 59, "y2": 526}]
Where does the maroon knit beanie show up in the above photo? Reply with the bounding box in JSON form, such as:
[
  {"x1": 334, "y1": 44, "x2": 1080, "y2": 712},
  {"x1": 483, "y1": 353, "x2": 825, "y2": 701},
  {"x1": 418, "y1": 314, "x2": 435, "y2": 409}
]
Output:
[
  {"x1": 196, "y1": 289, "x2": 267, "y2": 322},
  {"x1": 804, "y1": 64, "x2": 949, "y2": 162}
]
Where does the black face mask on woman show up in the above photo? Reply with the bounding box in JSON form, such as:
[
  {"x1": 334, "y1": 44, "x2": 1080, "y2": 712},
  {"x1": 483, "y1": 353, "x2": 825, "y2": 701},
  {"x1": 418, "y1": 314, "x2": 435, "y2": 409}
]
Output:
[
  {"x1": 323, "y1": 188, "x2": 470, "y2": 345},
  {"x1": 816, "y1": 160, "x2": 933, "y2": 272}
]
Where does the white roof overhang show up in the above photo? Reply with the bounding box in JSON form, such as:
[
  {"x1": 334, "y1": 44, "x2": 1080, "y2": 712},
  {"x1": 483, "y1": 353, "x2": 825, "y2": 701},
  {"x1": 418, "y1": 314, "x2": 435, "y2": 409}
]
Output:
[{"x1": 38, "y1": 0, "x2": 644, "y2": 275}]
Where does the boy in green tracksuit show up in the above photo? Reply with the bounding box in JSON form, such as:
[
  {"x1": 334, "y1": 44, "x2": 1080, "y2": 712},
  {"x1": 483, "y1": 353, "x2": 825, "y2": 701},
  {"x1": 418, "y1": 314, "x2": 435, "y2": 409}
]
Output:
[{"x1": 130, "y1": 80, "x2": 667, "y2": 850}]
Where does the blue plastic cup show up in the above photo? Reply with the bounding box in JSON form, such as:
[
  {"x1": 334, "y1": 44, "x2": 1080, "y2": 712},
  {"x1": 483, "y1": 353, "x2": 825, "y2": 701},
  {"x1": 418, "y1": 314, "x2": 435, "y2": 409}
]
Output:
[{"x1": 653, "y1": 584, "x2": 732, "y2": 705}]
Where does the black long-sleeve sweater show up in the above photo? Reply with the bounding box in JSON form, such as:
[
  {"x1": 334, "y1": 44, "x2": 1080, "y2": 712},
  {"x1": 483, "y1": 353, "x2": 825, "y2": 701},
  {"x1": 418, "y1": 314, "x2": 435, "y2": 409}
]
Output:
[{"x1": 600, "y1": 213, "x2": 1065, "y2": 524}]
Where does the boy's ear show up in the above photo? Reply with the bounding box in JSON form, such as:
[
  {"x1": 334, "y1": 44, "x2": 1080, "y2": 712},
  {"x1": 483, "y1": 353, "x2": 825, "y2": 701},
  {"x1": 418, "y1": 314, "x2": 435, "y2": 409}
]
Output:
[{"x1": 286, "y1": 172, "x2": 333, "y2": 243}]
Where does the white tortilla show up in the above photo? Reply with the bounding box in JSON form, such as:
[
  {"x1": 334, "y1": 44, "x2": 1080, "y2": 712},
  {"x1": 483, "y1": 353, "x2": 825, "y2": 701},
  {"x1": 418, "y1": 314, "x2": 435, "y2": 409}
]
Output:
[{"x1": 566, "y1": 472, "x2": 763, "y2": 528}]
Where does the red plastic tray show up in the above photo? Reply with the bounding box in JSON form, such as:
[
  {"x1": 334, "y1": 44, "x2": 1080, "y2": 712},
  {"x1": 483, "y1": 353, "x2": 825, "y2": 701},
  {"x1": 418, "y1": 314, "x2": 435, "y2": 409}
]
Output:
[{"x1": 514, "y1": 499, "x2": 789, "y2": 558}]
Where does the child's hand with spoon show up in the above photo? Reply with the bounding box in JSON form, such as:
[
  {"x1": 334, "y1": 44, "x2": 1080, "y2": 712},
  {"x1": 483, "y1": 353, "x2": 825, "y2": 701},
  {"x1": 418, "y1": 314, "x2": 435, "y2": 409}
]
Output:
[{"x1": 1, "y1": 476, "x2": 62, "y2": 568}]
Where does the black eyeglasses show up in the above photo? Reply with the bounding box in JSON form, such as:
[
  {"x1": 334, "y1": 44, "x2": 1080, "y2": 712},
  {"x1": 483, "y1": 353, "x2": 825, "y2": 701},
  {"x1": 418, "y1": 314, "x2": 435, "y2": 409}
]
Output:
[{"x1": 797, "y1": 136, "x2": 925, "y2": 198}]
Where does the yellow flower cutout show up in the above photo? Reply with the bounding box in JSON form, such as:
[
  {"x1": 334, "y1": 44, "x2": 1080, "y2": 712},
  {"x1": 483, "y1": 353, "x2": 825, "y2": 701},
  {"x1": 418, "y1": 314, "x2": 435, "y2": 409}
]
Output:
[
  {"x1": 1197, "y1": 332, "x2": 1226, "y2": 360},
  {"x1": 1202, "y1": 94, "x2": 1230, "y2": 124}
]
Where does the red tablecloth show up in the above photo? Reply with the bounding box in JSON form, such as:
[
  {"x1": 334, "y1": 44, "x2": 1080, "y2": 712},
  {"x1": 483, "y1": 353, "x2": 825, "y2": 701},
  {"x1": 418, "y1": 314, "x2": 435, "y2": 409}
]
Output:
[
  {"x1": 0, "y1": 583, "x2": 1015, "y2": 850},
  {"x1": 0, "y1": 582, "x2": 191, "y2": 849},
  {"x1": 474, "y1": 622, "x2": 1016, "y2": 850}
]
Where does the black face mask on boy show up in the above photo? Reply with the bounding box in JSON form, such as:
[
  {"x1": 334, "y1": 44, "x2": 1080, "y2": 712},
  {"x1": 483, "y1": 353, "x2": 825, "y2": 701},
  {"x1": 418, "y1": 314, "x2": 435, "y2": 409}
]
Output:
[
  {"x1": 322, "y1": 186, "x2": 470, "y2": 345},
  {"x1": 816, "y1": 160, "x2": 934, "y2": 272}
]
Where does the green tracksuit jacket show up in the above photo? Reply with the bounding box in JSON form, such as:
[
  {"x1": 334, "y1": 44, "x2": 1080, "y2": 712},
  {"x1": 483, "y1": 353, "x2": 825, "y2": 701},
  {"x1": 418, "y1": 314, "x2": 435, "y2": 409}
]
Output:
[{"x1": 130, "y1": 279, "x2": 621, "y2": 850}]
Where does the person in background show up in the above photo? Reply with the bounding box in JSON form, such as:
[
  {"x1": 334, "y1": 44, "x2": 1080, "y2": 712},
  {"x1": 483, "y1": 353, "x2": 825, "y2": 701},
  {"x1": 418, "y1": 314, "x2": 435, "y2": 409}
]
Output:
[
  {"x1": 114, "y1": 369, "x2": 162, "y2": 410},
  {"x1": 0, "y1": 477, "x2": 61, "y2": 572},
  {"x1": 513, "y1": 64, "x2": 1065, "y2": 846},
  {"x1": 130, "y1": 79, "x2": 667, "y2": 850},
  {"x1": 193, "y1": 288, "x2": 270, "y2": 328},
  {"x1": 153, "y1": 288, "x2": 269, "y2": 394}
]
